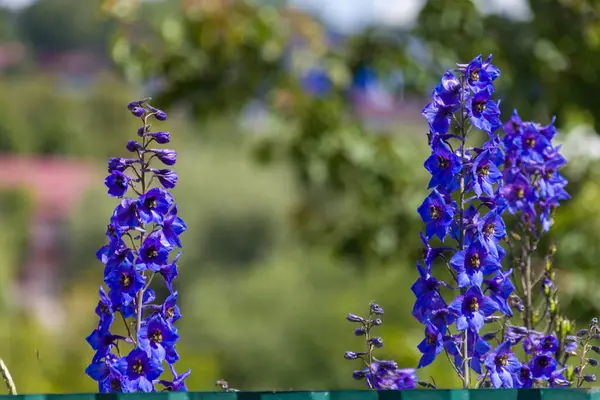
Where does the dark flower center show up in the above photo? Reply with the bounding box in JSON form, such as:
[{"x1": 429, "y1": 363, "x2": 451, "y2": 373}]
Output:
[
  {"x1": 437, "y1": 156, "x2": 449, "y2": 169},
  {"x1": 133, "y1": 360, "x2": 144, "y2": 374},
  {"x1": 116, "y1": 175, "x2": 124, "y2": 185},
  {"x1": 516, "y1": 188, "x2": 525, "y2": 198},
  {"x1": 470, "y1": 69, "x2": 480, "y2": 82},
  {"x1": 477, "y1": 164, "x2": 490, "y2": 176},
  {"x1": 475, "y1": 100, "x2": 487, "y2": 113},
  {"x1": 525, "y1": 137, "x2": 535, "y2": 148},
  {"x1": 99, "y1": 304, "x2": 110, "y2": 314},
  {"x1": 430, "y1": 205, "x2": 441, "y2": 219},
  {"x1": 520, "y1": 367, "x2": 530, "y2": 379},
  {"x1": 496, "y1": 353, "x2": 509, "y2": 366},
  {"x1": 469, "y1": 253, "x2": 481, "y2": 269},
  {"x1": 107, "y1": 225, "x2": 116, "y2": 237},
  {"x1": 426, "y1": 333, "x2": 437, "y2": 345},
  {"x1": 543, "y1": 338, "x2": 554, "y2": 349},
  {"x1": 166, "y1": 307, "x2": 175, "y2": 318},
  {"x1": 121, "y1": 272, "x2": 131, "y2": 288},
  {"x1": 512, "y1": 121, "x2": 519, "y2": 131},
  {"x1": 484, "y1": 223, "x2": 495, "y2": 236},
  {"x1": 468, "y1": 296, "x2": 479, "y2": 311},
  {"x1": 538, "y1": 356, "x2": 549, "y2": 367},
  {"x1": 146, "y1": 245, "x2": 158, "y2": 259},
  {"x1": 110, "y1": 378, "x2": 121, "y2": 391},
  {"x1": 151, "y1": 329, "x2": 163, "y2": 343},
  {"x1": 145, "y1": 196, "x2": 157, "y2": 210}
]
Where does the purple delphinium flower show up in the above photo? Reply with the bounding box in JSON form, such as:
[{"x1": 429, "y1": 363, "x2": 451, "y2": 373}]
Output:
[
  {"x1": 450, "y1": 238, "x2": 501, "y2": 288},
  {"x1": 530, "y1": 353, "x2": 557, "y2": 379},
  {"x1": 88, "y1": 100, "x2": 189, "y2": 392},
  {"x1": 424, "y1": 140, "x2": 462, "y2": 191},
  {"x1": 417, "y1": 189, "x2": 456, "y2": 241},
  {"x1": 449, "y1": 285, "x2": 499, "y2": 333},
  {"x1": 513, "y1": 365, "x2": 533, "y2": 388},
  {"x1": 484, "y1": 269, "x2": 515, "y2": 316},
  {"x1": 484, "y1": 340, "x2": 521, "y2": 388},
  {"x1": 471, "y1": 149, "x2": 502, "y2": 197},
  {"x1": 463, "y1": 54, "x2": 500, "y2": 90},
  {"x1": 417, "y1": 322, "x2": 444, "y2": 368},
  {"x1": 467, "y1": 87, "x2": 501, "y2": 135},
  {"x1": 105, "y1": 171, "x2": 130, "y2": 198}
]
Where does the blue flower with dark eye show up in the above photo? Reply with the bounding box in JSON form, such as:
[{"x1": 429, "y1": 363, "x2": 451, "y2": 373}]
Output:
[
  {"x1": 484, "y1": 269, "x2": 515, "y2": 316},
  {"x1": 530, "y1": 353, "x2": 557, "y2": 380},
  {"x1": 449, "y1": 285, "x2": 498, "y2": 332},
  {"x1": 86, "y1": 328, "x2": 128, "y2": 363},
  {"x1": 513, "y1": 365, "x2": 533, "y2": 388},
  {"x1": 502, "y1": 171, "x2": 538, "y2": 214},
  {"x1": 138, "y1": 187, "x2": 174, "y2": 224},
  {"x1": 137, "y1": 231, "x2": 170, "y2": 272},
  {"x1": 450, "y1": 239, "x2": 501, "y2": 288},
  {"x1": 95, "y1": 286, "x2": 114, "y2": 330},
  {"x1": 537, "y1": 334, "x2": 559, "y2": 354},
  {"x1": 148, "y1": 168, "x2": 178, "y2": 189},
  {"x1": 104, "y1": 262, "x2": 145, "y2": 307},
  {"x1": 118, "y1": 347, "x2": 164, "y2": 392},
  {"x1": 471, "y1": 149, "x2": 502, "y2": 197},
  {"x1": 463, "y1": 54, "x2": 500, "y2": 89},
  {"x1": 138, "y1": 315, "x2": 180, "y2": 364},
  {"x1": 424, "y1": 140, "x2": 462, "y2": 191},
  {"x1": 161, "y1": 291, "x2": 181, "y2": 323},
  {"x1": 105, "y1": 171, "x2": 130, "y2": 198},
  {"x1": 477, "y1": 211, "x2": 506, "y2": 259},
  {"x1": 417, "y1": 322, "x2": 444, "y2": 368},
  {"x1": 467, "y1": 87, "x2": 501, "y2": 134},
  {"x1": 484, "y1": 340, "x2": 521, "y2": 388},
  {"x1": 417, "y1": 189, "x2": 456, "y2": 241},
  {"x1": 412, "y1": 262, "x2": 452, "y2": 325}
]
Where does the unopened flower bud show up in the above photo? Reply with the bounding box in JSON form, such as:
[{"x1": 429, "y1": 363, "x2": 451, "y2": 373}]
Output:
[
  {"x1": 577, "y1": 329, "x2": 590, "y2": 337},
  {"x1": 344, "y1": 351, "x2": 359, "y2": 360},
  {"x1": 369, "y1": 337, "x2": 384, "y2": 348},
  {"x1": 372, "y1": 318, "x2": 382, "y2": 326},
  {"x1": 347, "y1": 314, "x2": 364, "y2": 323},
  {"x1": 584, "y1": 374, "x2": 597, "y2": 383},
  {"x1": 131, "y1": 106, "x2": 145, "y2": 117},
  {"x1": 354, "y1": 327, "x2": 366, "y2": 336},
  {"x1": 370, "y1": 302, "x2": 384, "y2": 315},
  {"x1": 352, "y1": 370, "x2": 366, "y2": 380},
  {"x1": 482, "y1": 332, "x2": 497, "y2": 341},
  {"x1": 591, "y1": 346, "x2": 600, "y2": 354},
  {"x1": 588, "y1": 358, "x2": 599, "y2": 367},
  {"x1": 126, "y1": 140, "x2": 142, "y2": 152}
]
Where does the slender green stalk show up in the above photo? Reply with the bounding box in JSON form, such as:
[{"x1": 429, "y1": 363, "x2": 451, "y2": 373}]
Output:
[{"x1": 0, "y1": 359, "x2": 17, "y2": 395}]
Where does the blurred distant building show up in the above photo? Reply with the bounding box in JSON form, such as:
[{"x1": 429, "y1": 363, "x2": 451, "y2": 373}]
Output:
[{"x1": 0, "y1": 155, "x2": 95, "y2": 331}]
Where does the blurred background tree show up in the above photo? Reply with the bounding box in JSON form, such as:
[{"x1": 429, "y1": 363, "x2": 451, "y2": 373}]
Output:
[{"x1": 2, "y1": 0, "x2": 600, "y2": 393}]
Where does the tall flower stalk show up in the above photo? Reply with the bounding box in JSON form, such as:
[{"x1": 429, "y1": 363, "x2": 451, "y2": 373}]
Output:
[{"x1": 85, "y1": 99, "x2": 190, "y2": 393}]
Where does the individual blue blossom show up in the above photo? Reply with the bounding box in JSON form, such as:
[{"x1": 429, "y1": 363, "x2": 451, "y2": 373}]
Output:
[
  {"x1": 412, "y1": 262, "x2": 451, "y2": 324},
  {"x1": 118, "y1": 347, "x2": 164, "y2": 392},
  {"x1": 471, "y1": 149, "x2": 502, "y2": 197},
  {"x1": 417, "y1": 189, "x2": 456, "y2": 241},
  {"x1": 95, "y1": 286, "x2": 114, "y2": 330},
  {"x1": 477, "y1": 211, "x2": 506, "y2": 259},
  {"x1": 513, "y1": 365, "x2": 533, "y2": 388},
  {"x1": 530, "y1": 353, "x2": 557, "y2": 379},
  {"x1": 131, "y1": 106, "x2": 145, "y2": 117},
  {"x1": 467, "y1": 86, "x2": 501, "y2": 134},
  {"x1": 463, "y1": 54, "x2": 500, "y2": 90},
  {"x1": 417, "y1": 322, "x2": 444, "y2": 368},
  {"x1": 105, "y1": 171, "x2": 130, "y2": 198},
  {"x1": 161, "y1": 291, "x2": 181, "y2": 323},
  {"x1": 424, "y1": 140, "x2": 462, "y2": 191},
  {"x1": 449, "y1": 285, "x2": 499, "y2": 332},
  {"x1": 126, "y1": 140, "x2": 143, "y2": 152},
  {"x1": 484, "y1": 269, "x2": 515, "y2": 316},
  {"x1": 444, "y1": 331, "x2": 491, "y2": 374},
  {"x1": 422, "y1": 100, "x2": 457, "y2": 135},
  {"x1": 501, "y1": 171, "x2": 537, "y2": 214},
  {"x1": 363, "y1": 360, "x2": 417, "y2": 390},
  {"x1": 160, "y1": 205, "x2": 187, "y2": 248},
  {"x1": 419, "y1": 232, "x2": 451, "y2": 268},
  {"x1": 484, "y1": 340, "x2": 521, "y2": 388},
  {"x1": 104, "y1": 262, "x2": 145, "y2": 307},
  {"x1": 86, "y1": 328, "x2": 128, "y2": 363},
  {"x1": 537, "y1": 334, "x2": 559, "y2": 354},
  {"x1": 85, "y1": 354, "x2": 125, "y2": 392},
  {"x1": 149, "y1": 106, "x2": 167, "y2": 121},
  {"x1": 432, "y1": 70, "x2": 463, "y2": 107},
  {"x1": 138, "y1": 187, "x2": 174, "y2": 224},
  {"x1": 160, "y1": 252, "x2": 180, "y2": 293},
  {"x1": 111, "y1": 198, "x2": 141, "y2": 230},
  {"x1": 158, "y1": 365, "x2": 191, "y2": 392},
  {"x1": 108, "y1": 157, "x2": 137, "y2": 173},
  {"x1": 138, "y1": 315, "x2": 180, "y2": 364},
  {"x1": 549, "y1": 367, "x2": 571, "y2": 387},
  {"x1": 137, "y1": 231, "x2": 171, "y2": 272},
  {"x1": 450, "y1": 239, "x2": 501, "y2": 288}
]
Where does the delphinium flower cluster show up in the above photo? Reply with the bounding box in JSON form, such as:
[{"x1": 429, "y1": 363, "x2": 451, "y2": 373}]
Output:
[
  {"x1": 345, "y1": 302, "x2": 418, "y2": 390},
  {"x1": 85, "y1": 98, "x2": 190, "y2": 392}
]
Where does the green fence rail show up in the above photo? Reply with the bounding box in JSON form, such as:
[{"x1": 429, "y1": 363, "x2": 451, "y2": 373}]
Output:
[{"x1": 3, "y1": 391, "x2": 600, "y2": 400}]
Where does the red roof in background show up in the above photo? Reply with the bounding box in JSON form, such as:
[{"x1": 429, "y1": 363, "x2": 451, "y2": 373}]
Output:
[{"x1": 0, "y1": 154, "x2": 97, "y2": 219}]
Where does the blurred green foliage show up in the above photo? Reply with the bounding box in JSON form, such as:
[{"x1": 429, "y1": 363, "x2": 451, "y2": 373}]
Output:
[{"x1": 3, "y1": 0, "x2": 600, "y2": 394}]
